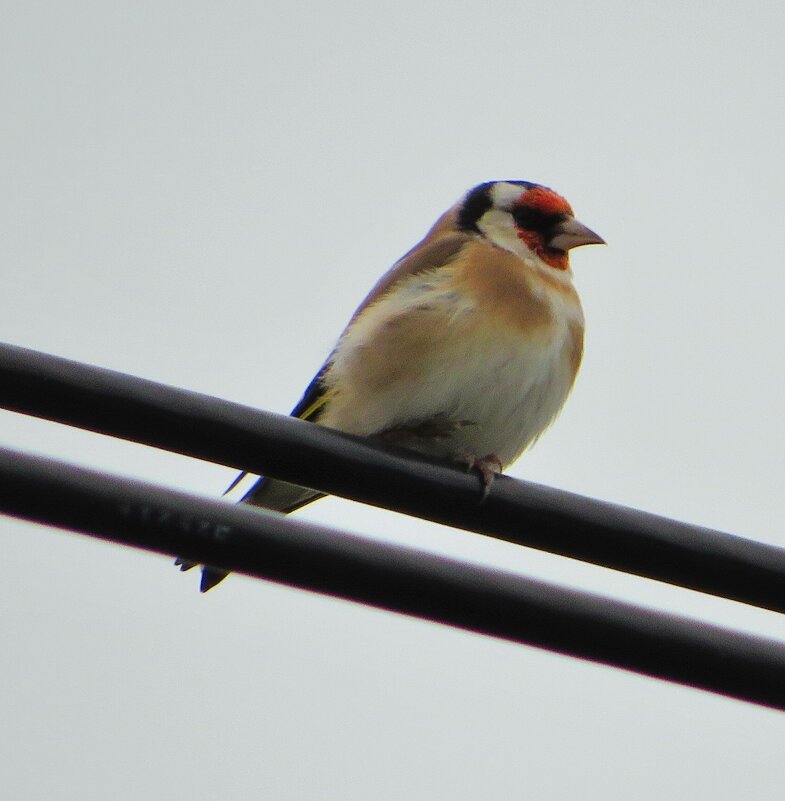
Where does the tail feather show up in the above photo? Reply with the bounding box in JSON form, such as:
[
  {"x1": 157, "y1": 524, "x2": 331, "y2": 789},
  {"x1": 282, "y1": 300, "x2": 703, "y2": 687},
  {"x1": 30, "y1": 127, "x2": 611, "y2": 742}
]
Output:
[
  {"x1": 179, "y1": 368, "x2": 332, "y2": 592},
  {"x1": 223, "y1": 470, "x2": 249, "y2": 496},
  {"x1": 241, "y1": 476, "x2": 324, "y2": 512},
  {"x1": 200, "y1": 565, "x2": 230, "y2": 593},
  {"x1": 177, "y1": 475, "x2": 324, "y2": 592}
]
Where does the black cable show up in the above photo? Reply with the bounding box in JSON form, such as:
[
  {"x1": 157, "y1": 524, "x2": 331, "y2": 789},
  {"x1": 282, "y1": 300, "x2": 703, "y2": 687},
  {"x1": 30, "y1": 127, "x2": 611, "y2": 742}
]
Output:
[
  {"x1": 2, "y1": 341, "x2": 785, "y2": 614},
  {"x1": 2, "y1": 445, "x2": 785, "y2": 711}
]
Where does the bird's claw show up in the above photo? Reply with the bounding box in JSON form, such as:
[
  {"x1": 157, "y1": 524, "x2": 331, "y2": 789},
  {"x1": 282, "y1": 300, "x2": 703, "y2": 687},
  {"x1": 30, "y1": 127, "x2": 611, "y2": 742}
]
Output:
[{"x1": 456, "y1": 453, "x2": 503, "y2": 501}]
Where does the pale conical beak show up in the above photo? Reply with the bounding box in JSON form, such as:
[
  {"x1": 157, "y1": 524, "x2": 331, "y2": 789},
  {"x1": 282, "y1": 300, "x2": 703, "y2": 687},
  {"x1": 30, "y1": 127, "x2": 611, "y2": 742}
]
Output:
[{"x1": 548, "y1": 218, "x2": 606, "y2": 251}]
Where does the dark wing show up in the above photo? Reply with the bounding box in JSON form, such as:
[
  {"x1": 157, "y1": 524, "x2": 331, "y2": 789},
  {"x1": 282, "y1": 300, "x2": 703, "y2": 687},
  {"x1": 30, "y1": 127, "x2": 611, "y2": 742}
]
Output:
[
  {"x1": 222, "y1": 365, "x2": 332, "y2": 497},
  {"x1": 225, "y1": 224, "x2": 472, "y2": 499},
  {"x1": 287, "y1": 362, "x2": 333, "y2": 421},
  {"x1": 268, "y1": 230, "x2": 472, "y2": 431}
]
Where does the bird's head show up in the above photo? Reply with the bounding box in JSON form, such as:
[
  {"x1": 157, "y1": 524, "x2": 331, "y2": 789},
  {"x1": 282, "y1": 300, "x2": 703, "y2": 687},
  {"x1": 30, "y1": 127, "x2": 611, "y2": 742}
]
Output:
[{"x1": 457, "y1": 180, "x2": 605, "y2": 270}]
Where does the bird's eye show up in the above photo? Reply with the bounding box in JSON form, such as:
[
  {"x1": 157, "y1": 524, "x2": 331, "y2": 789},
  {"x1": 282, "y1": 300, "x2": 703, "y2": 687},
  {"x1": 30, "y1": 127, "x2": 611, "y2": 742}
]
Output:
[
  {"x1": 513, "y1": 206, "x2": 568, "y2": 235},
  {"x1": 512, "y1": 206, "x2": 550, "y2": 231}
]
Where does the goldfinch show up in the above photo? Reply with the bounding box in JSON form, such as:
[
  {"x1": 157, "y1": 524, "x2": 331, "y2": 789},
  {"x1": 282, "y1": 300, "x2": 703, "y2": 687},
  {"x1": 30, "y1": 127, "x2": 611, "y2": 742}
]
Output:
[{"x1": 180, "y1": 180, "x2": 604, "y2": 591}]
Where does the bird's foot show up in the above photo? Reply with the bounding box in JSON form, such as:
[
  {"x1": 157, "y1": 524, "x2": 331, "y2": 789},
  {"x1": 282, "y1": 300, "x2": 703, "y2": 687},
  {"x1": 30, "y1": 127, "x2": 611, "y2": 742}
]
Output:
[{"x1": 456, "y1": 453, "x2": 503, "y2": 501}]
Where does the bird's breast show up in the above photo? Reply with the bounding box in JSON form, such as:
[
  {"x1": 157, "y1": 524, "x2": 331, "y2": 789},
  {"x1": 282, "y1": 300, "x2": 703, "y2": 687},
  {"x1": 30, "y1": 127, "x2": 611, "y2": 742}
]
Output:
[{"x1": 321, "y1": 243, "x2": 584, "y2": 465}]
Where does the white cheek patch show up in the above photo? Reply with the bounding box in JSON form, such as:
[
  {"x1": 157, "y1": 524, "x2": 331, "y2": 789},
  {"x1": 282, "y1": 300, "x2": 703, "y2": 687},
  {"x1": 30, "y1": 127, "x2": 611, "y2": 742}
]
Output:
[{"x1": 476, "y1": 208, "x2": 531, "y2": 259}]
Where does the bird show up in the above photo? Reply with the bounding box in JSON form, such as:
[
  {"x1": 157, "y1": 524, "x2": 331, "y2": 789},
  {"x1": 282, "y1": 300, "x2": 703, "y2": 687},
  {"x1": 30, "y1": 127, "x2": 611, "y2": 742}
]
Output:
[{"x1": 178, "y1": 179, "x2": 604, "y2": 591}]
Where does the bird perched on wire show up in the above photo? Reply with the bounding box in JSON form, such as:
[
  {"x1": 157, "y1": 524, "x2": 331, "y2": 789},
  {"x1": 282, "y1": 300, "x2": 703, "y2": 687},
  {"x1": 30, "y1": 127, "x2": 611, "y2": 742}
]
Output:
[{"x1": 178, "y1": 179, "x2": 604, "y2": 591}]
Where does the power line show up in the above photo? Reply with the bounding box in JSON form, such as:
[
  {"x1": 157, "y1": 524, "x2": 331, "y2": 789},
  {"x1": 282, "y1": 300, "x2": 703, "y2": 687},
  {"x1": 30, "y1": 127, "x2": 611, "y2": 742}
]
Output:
[
  {"x1": 2, "y1": 341, "x2": 785, "y2": 614},
  {"x1": 3, "y1": 445, "x2": 785, "y2": 711}
]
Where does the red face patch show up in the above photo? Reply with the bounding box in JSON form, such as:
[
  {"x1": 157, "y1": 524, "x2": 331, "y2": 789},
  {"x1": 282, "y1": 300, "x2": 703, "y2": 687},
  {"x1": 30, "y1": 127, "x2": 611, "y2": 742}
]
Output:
[
  {"x1": 516, "y1": 228, "x2": 570, "y2": 270},
  {"x1": 517, "y1": 186, "x2": 573, "y2": 217}
]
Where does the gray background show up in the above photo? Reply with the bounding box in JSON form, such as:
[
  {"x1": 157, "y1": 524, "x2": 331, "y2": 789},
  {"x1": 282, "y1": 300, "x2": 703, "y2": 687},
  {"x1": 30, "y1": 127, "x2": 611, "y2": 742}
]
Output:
[{"x1": 2, "y1": 1, "x2": 785, "y2": 799}]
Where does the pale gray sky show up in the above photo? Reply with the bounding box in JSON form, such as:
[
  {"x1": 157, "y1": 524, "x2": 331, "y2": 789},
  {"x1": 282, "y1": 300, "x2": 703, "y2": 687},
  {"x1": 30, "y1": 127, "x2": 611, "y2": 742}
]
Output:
[{"x1": 2, "y1": 1, "x2": 785, "y2": 799}]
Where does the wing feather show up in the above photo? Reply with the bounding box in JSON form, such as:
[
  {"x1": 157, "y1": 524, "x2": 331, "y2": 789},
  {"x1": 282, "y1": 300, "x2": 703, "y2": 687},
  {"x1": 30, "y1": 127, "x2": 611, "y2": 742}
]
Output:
[{"x1": 225, "y1": 217, "x2": 473, "y2": 499}]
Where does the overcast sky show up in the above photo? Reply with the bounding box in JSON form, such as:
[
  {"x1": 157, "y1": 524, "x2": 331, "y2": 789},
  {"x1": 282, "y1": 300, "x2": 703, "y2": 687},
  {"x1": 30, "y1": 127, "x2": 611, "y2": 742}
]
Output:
[{"x1": 2, "y1": 1, "x2": 785, "y2": 799}]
